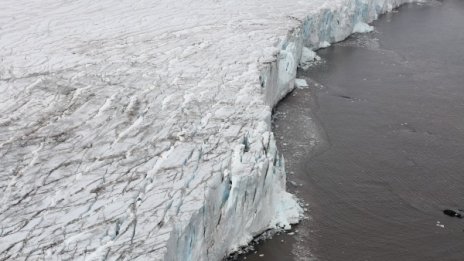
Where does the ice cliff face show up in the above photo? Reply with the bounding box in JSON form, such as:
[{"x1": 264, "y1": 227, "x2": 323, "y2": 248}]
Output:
[{"x1": 0, "y1": 0, "x2": 413, "y2": 260}]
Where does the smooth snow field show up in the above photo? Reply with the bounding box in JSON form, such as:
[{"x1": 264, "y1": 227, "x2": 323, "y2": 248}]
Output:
[
  {"x1": 242, "y1": 0, "x2": 464, "y2": 260},
  {"x1": 1, "y1": 0, "x2": 416, "y2": 260}
]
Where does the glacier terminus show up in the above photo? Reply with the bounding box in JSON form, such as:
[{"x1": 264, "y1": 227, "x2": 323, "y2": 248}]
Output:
[{"x1": 0, "y1": 0, "x2": 416, "y2": 260}]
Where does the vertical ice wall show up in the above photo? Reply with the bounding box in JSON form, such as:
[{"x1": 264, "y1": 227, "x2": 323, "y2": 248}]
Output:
[
  {"x1": 262, "y1": 0, "x2": 414, "y2": 107},
  {"x1": 164, "y1": 0, "x2": 415, "y2": 260}
]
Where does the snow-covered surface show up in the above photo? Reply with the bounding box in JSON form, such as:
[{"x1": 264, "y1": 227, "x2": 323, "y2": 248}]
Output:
[{"x1": 1, "y1": 0, "x2": 413, "y2": 260}]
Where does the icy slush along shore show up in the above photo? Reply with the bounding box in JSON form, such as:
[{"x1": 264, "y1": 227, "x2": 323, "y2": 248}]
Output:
[{"x1": 0, "y1": 0, "x2": 415, "y2": 260}]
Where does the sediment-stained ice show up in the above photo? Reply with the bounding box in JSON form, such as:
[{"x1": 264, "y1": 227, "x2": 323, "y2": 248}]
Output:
[{"x1": 0, "y1": 0, "x2": 414, "y2": 260}]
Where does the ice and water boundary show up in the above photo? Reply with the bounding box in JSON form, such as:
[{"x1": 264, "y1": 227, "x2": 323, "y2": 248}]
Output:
[{"x1": 164, "y1": 0, "x2": 417, "y2": 260}]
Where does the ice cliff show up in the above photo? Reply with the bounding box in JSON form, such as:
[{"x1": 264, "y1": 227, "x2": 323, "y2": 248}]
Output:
[{"x1": 0, "y1": 0, "x2": 414, "y2": 260}]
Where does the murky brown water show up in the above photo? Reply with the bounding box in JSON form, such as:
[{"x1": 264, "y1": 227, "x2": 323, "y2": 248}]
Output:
[{"x1": 240, "y1": 0, "x2": 464, "y2": 260}]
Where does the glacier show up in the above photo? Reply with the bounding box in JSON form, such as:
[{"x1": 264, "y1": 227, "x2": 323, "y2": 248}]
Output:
[{"x1": 0, "y1": 0, "x2": 415, "y2": 260}]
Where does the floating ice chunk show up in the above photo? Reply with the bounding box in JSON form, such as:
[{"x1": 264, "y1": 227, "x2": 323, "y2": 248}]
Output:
[
  {"x1": 294, "y1": 78, "x2": 309, "y2": 89},
  {"x1": 353, "y1": 22, "x2": 374, "y2": 33},
  {"x1": 436, "y1": 221, "x2": 445, "y2": 228}
]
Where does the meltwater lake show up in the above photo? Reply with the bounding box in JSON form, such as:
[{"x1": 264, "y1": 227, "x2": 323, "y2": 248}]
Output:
[{"x1": 241, "y1": 0, "x2": 464, "y2": 260}]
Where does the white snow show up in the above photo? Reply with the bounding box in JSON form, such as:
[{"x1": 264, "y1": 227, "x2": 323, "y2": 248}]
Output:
[{"x1": 0, "y1": 0, "x2": 414, "y2": 260}]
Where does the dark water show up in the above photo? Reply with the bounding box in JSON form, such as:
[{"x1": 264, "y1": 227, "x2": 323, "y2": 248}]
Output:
[{"x1": 240, "y1": 0, "x2": 464, "y2": 260}]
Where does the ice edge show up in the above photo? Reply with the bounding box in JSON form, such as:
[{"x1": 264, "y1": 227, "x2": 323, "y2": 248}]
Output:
[{"x1": 163, "y1": 0, "x2": 416, "y2": 260}]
